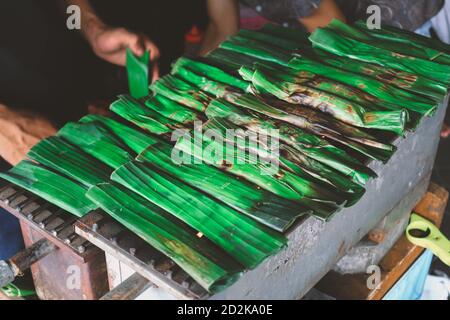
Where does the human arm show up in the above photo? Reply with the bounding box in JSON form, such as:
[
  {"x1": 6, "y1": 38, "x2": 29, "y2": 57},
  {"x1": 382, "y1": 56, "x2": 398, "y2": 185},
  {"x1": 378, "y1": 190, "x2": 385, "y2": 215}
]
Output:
[{"x1": 200, "y1": 0, "x2": 240, "y2": 55}]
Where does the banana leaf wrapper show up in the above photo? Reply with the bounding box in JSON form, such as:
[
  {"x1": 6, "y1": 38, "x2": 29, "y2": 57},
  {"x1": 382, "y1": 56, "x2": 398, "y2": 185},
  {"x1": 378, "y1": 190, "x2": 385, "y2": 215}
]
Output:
[
  {"x1": 58, "y1": 122, "x2": 134, "y2": 169},
  {"x1": 355, "y1": 21, "x2": 450, "y2": 57},
  {"x1": 312, "y1": 49, "x2": 447, "y2": 102},
  {"x1": 204, "y1": 117, "x2": 364, "y2": 207},
  {"x1": 27, "y1": 136, "x2": 112, "y2": 188},
  {"x1": 0, "y1": 160, "x2": 96, "y2": 217},
  {"x1": 240, "y1": 66, "x2": 407, "y2": 134},
  {"x1": 260, "y1": 23, "x2": 310, "y2": 44},
  {"x1": 111, "y1": 161, "x2": 287, "y2": 269},
  {"x1": 236, "y1": 29, "x2": 303, "y2": 52},
  {"x1": 126, "y1": 48, "x2": 150, "y2": 99},
  {"x1": 172, "y1": 57, "x2": 250, "y2": 92},
  {"x1": 144, "y1": 94, "x2": 200, "y2": 123},
  {"x1": 288, "y1": 55, "x2": 437, "y2": 119},
  {"x1": 220, "y1": 36, "x2": 291, "y2": 67},
  {"x1": 172, "y1": 65, "x2": 244, "y2": 99},
  {"x1": 206, "y1": 99, "x2": 375, "y2": 185},
  {"x1": 309, "y1": 27, "x2": 450, "y2": 85},
  {"x1": 110, "y1": 95, "x2": 184, "y2": 134},
  {"x1": 174, "y1": 128, "x2": 344, "y2": 217},
  {"x1": 86, "y1": 182, "x2": 243, "y2": 292},
  {"x1": 151, "y1": 75, "x2": 211, "y2": 112},
  {"x1": 206, "y1": 48, "x2": 278, "y2": 72},
  {"x1": 352, "y1": 20, "x2": 450, "y2": 66},
  {"x1": 227, "y1": 93, "x2": 396, "y2": 157},
  {"x1": 137, "y1": 143, "x2": 307, "y2": 232},
  {"x1": 78, "y1": 115, "x2": 160, "y2": 154}
]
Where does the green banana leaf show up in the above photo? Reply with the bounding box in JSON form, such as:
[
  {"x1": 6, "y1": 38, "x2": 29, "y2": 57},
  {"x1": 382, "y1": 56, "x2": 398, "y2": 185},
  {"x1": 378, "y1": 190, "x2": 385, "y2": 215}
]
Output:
[
  {"x1": 111, "y1": 161, "x2": 287, "y2": 269},
  {"x1": 220, "y1": 36, "x2": 291, "y2": 67},
  {"x1": 288, "y1": 55, "x2": 437, "y2": 118},
  {"x1": 86, "y1": 182, "x2": 243, "y2": 292},
  {"x1": 355, "y1": 21, "x2": 450, "y2": 57},
  {"x1": 173, "y1": 125, "x2": 344, "y2": 217},
  {"x1": 126, "y1": 48, "x2": 150, "y2": 99},
  {"x1": 27, "y1": 136, "x2": 112, "y2": 188},
  {"x1": 206, "y1": 48, "x2": 278, "y2": 72},
  {"x1": 172, "y1": 65, "x2": 243, "y2": 99},
  {"x1": 58, "y1": 121, "x2": 134, "y2": 169},
  {"x1": 310, "y1": 26, "x2": 450, "y2": 85},
  {"x1": 236, "y1": 29, "x2": 303, "y2": 52},
  {"x1": 313, "y1": 49, "x2": 447, "y2": 102},
  {"x1": 240, "y1": 66, "x2": 407, "y2": 134},
  {"x1": 227, "y1": 93, "x2": 396, "y2": 155},
  {"x1": 151, "y1": 75, "x2": 211, "y2": 112},
  {"x1": 353, "y1": 20, "x2": 450, "y2": 66},
  {"x1": 206, "y1": 99, "x2": 377, "y2": 182},
  {"x1": 110, "y1": 95, "x2": 183, "y2": 134},
  {"x1": 172, "y1": 57, "x2": 250, "y2": 91},
  {"x1": 204, "y1": 116, "x2": 365, "y2": 208},
  {"x1": 78, "y1": 115, "x2": 160, "y2": 154},
  {"x1": 0, "y1": 160, "x2": 96, "y2": 217},
  {"x1": 137, "y1": 142, "x2": 307, "y2": 232},
  {"x1": 144, "y1": 94, "x2": 200, "y2": 124},
  {"x1": 260, "y1": 23, "x2": 310, "y2": 44}
]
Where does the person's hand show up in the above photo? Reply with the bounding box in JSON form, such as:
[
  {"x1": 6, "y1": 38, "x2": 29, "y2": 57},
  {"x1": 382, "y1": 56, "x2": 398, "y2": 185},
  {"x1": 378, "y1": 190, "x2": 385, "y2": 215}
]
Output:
[{"x1": 84, "y1": 20, "x2": 160, "y2": 79}]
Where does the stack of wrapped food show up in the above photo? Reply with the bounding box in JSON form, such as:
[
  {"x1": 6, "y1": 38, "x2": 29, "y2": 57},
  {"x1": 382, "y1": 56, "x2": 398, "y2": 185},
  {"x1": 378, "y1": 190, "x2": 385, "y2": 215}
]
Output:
[{"x1": 2, "y1": 20, "x2": 450, "y2": 292}]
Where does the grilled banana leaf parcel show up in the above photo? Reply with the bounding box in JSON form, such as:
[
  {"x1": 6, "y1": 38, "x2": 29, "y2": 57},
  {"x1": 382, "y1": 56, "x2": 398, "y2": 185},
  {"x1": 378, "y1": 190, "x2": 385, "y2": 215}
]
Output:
[
  {"x1": 144, "y1": 94, "x2": 200, "y2": 124},
  {"x1": 203, "y1": 116, "x2": 365, "y2": 208},
  {"x1": 27, "y1": 136, "x2": 112, "y2": 188},
  {"x1": 86, "y1": 182, "x2": 243, "y2": 292},
  {"x1": 172, "y1": 57, "x2": 250, "y2": 92},
  {"x1": 58, "y1": 122, "x2": 134, "y2": 169},
  {"x1": 310, "y1": 23, "x2": 450, "y2": 85},
  {"x1": 206, "y1": 99, "x2": 375, "y2": 186},
  {"x1": 240, "y1": 66, "x2": 407, "y2": 134},
  {"x1": 137, "y1": 143, "x2": 308, "y2": 232},
  {"x1": 220, "y1": 36, "x2": 292, "y2": 67},
  {"x1": 173, "y1": 127, "x2": 345, "y2": 216},
  {"x1": 206, "y1": 97, "x2": 392, "y2": 163},
  {"x1": 312, "y1": 49, "x2": 447, "y2": 102},
  {"x1": 151, "y1": 76, "x2": 211, "y2": 112},
  {"x1": 288, "y1": 55, "x2": 438, "y2": 118},
  {"x1": 0, "y1": 160, "x2": 96, "y2": 217},
  {"x1": 227, "y1": 94, "x2": 396, "y2": 156},
  {"x1": 78, "y1": 115, "x2": 160, "y2": 154},
  {"x1": 110, "y1": 95, "x2": 183, "y2": 134},
  {"x1": 111, "y1": 161, "x2": 287, "y2": 269}
]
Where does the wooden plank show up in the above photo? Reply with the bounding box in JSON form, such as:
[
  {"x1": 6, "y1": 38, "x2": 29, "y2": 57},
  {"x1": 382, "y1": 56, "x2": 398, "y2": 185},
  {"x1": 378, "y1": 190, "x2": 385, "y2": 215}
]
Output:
[
  {"x1": 315, "y1": 183, "x2": 448, "y2": 300},
  {"x1": 100, "y1": 272, "x2": 151, "y2": 300}
]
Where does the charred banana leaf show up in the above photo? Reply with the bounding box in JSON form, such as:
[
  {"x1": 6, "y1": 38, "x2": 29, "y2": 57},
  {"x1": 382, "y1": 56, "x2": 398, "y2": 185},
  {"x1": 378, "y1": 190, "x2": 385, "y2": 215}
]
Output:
[
  {"x1": 312, "y1": 49, "x2": 447, "y2": 102},
  {"x1": 227, "y1": 93, "x2": 396, "y2": 156},
  {"x1": 0, "y1": 160, "x2": 96, "y2": 217},
  {"x1": 111, "y1": 161, "x2": 287, "y2": 269},
  {"x1": 310, "y1": 24, "x2": 450, "y2": 84},
  {"x1": 206, "y1": 99, "x2": 375, "y2": 183},
  {"x1": 110, "y1": 95, "x2": 183, "y2": 134},
  {"x1": 240, "y1": 66, "x2": 407, "y2": 134},
  {"x1": 151, "y1": 76, "x2": 211, "y2": 112},
  {"x1": 137, "y1": 142, "x2": 307, "y2": 232},
  {"x1": 86, "y1": 182, "x2": 243, "y2": 292},
  {"x1": 174, "y1": 126, "x2": 344, "y2": 217},
  {"x1": 288, "y1": 55, "x2": 437, "y2": 118},
  {"x1": 144, "y1": 94, "x2": 200, "y2": 123}
]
